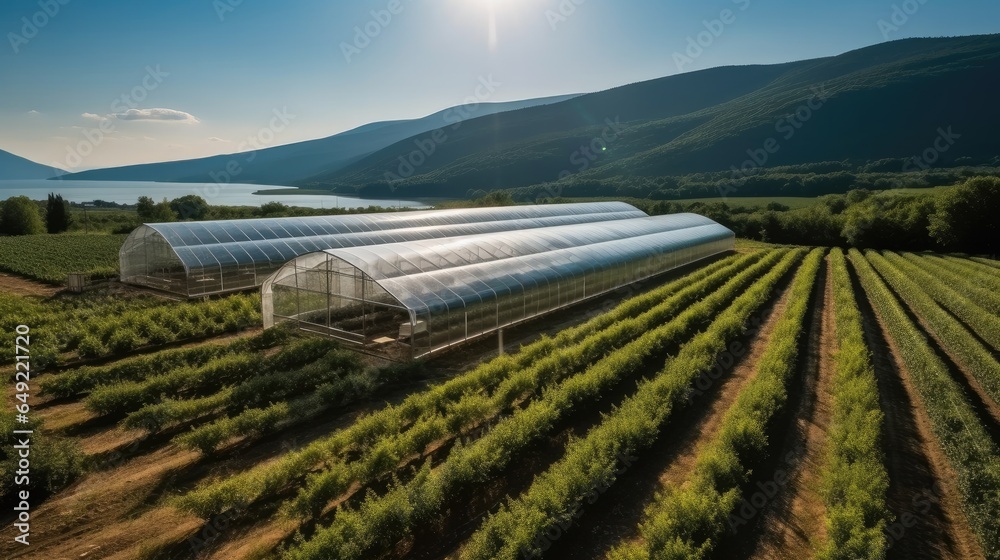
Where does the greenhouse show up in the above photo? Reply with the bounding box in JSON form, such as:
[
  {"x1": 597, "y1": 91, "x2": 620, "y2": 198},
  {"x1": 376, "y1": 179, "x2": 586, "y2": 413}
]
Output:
[
  {"x1": 119, "y1": 202, "x2": 645, "y2": 297},
  {"x1": 262, "y1": 213, "x2": 735, "y2": 360}
]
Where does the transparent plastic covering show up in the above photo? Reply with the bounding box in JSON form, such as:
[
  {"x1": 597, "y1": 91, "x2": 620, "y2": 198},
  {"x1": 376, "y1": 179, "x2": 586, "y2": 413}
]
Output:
[
  {"x1": 119, "y1": 202, "x2": 645, "y2": 297},
  {"x1": 262, "y1": 213, "x2": 735, "y2": 360}
]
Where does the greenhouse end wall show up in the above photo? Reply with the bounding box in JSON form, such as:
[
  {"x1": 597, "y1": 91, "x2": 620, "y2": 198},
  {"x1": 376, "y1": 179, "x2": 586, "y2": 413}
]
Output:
[{"x1": 262, "y1": 214, "x2": 735, "y2": 360}]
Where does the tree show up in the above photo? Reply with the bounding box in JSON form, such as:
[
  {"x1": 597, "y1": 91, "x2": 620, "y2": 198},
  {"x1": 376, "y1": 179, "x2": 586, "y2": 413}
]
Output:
[
  {"x1": 45, "y1": 193, "x2": 71, "y2": 233},
  {"x1": 1, "y1": 196, "x2": 45, "y2": 235},
  {"x1": 929, "y1": 176, "x2": 1000, "y2": 255},
  {"x1": 136, "y1": 196, "x2": 175, "y2": 222},
  {"x1": 170, "y1": 195, "x2": 209, "y2": 221}
]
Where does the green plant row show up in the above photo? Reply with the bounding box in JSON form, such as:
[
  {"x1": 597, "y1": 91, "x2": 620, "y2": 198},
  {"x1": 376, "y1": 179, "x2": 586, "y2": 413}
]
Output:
[
  {"x1": 816, "y1": 248, "x2": 890, "y2": 560},
  {"x1": 122, "y1": 350, "x2": 362, "y2": 435},
  {"x1": 885, "y1": 253, "x2": 1000, "y2": 350},
  {"x1": 279, "y1": 254, "x2": 782, "y2": 521},
  {"x1": 0, "y1": 292, "x2": 164, "y2": 369},
  {"x1": 85, "y1": 338, "x2": 338, "y2": 416},
  {"x1": 850, "y1": 249, "x2": 1000, "y2": 558},
  {"x1": 174, "y1": 251, "x2": 771, "y2": 517},
  {"x1": 0, "y1": 233, "x2": 125, "y2": 284},
  {"x1": 937, "y1": 255, "x2": 1000, "y2": 294},
  {"x1": 456, "y1": 250, "x2": 818, "y2": 560},
  {"x1": 174, "y1": 363, "x2": 405, "y2": 453},
  {"x1": 900, "y1": 254, "x2": 1000, "y2": 316},
  {"x1": 75, "y1": 294, "x2": 261, "y2": 359},
  {"x1": 866, "y1": 251, "x2": 1000, "y2": 407},
  {"x1": 970, "y1": 257, "x2": 1000, "y2": 270},
  {"x1": 278, "y1": 250, "x2": 808, "y2": 560},
  {"x1": 40, "y1": 329, "x2": 290, "y2": 398},
  {"x1": 605, "y1": 249, "x2": 822, "y2": 560}
]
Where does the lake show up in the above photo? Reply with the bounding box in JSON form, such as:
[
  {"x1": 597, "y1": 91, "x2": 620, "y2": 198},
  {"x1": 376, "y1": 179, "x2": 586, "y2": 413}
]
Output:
[{"x1": 0, "y1": 180, "x2": 429, "y2": 209}]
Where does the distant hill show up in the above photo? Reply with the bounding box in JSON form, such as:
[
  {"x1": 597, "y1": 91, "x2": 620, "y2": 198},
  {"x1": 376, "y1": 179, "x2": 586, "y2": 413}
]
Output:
[
  {"x1": 0, "y1": 149, "x2": 63, "y2": 180},
  {"x1": 302, "y1": 34, "x2": 1000, "y2": 198},
  {"x1": 59, "y1": 95, "x2": 581, "y2": 185}
]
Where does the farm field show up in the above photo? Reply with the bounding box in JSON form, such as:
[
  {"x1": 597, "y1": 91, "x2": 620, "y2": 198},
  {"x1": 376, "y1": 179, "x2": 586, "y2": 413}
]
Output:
[
  {"x1": 0, "y1": 233, "x2": 126, "y2": 284},
  {"x1": 1, "y1": 247, "x2": 999, "y2": 560}
]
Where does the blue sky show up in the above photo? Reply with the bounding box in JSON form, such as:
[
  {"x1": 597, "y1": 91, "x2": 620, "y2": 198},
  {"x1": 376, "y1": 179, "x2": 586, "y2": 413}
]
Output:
[{"x1": 0, "y1": 0, "x2": 997, "y2": 171}]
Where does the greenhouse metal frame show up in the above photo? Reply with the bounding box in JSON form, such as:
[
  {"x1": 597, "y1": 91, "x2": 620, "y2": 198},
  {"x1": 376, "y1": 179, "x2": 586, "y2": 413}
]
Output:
[
  {"x1": 119, "y1": 202, "x2": 646, "y2": 297},
  {"x1": 262, "y1": 213, "x2": 735, "y2": 360}
]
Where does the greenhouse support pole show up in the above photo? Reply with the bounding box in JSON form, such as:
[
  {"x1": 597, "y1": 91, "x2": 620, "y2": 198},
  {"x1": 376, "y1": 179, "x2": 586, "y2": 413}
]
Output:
[{"x1": 498, "y1": 328, "x2": 505, "y2": 355}]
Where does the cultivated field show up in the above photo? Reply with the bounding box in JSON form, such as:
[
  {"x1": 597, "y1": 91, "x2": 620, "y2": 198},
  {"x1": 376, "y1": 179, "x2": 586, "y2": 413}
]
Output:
[{"x1": 2, "y1": 246, "x2": 999, "y2": 560}]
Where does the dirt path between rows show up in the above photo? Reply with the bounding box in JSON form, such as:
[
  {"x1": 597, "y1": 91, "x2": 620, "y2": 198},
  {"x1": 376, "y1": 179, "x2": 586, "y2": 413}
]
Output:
[
  {"x1": 744, "y1": 254, "x2": 832, "y2": 559},
  {"x1": 531, "y1": 274, "x2": 797, "y2": 560},
  {"x1": 851, "y1": 263, "x2": 983, "y2": 560},
  {"x1": 0, "y1": 271, "x2": 61, "y2": 297}
]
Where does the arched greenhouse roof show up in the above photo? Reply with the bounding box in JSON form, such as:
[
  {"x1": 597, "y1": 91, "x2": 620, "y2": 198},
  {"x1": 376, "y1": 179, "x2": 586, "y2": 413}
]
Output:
[
  {"x1": 263, "y1": 213, "x2": 735, "y2": 359},
  {"x1": 120, "y1": 202, "x2": 646, "y2": 297}
]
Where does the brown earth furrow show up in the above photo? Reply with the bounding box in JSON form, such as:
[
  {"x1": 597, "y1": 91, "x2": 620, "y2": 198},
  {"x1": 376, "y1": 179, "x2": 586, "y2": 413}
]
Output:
[{"x1": 743, "y1": 254, "x2": 832, "y2": 559}]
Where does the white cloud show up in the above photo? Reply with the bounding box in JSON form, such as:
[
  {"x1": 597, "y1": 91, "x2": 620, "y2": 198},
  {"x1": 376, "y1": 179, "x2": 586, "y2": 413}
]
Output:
[
  {"x1": 81, "y1": 112, "x2": 107, "y2": 121},
  {"x1": 26, "y1": 109, "x2": 40, "y2": 115},
  {"x1": 114, "y1": 108, "x2": 200, "y2": 123},
  {"x1": 207, "y1": 136, "x2": 231, "y2": 142}
]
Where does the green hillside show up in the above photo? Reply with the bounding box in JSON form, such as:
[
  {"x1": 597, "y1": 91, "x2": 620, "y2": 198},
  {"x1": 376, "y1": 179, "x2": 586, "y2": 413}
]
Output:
[{"x1": 303, "y1": 35, "x2": 1000, "y2": 199}]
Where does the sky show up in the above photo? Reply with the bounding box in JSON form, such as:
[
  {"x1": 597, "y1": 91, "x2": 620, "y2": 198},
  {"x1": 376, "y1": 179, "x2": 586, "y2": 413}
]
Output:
[{"x1": 0, "y1": 0, "x2": 997, "y2": 172}]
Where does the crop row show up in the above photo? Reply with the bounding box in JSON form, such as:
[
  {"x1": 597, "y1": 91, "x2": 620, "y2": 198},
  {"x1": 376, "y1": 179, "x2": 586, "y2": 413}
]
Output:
[
  {"x1": 888, "y1": 253, "x2": 1000, "y2": 350},
  {"x1": 75, "y1": 294, "x2": 261, "y2": 358},
  {"x1": 85, "y1": 338, "x2": 339, "y2": 416},
  {"x1": 456, "y1": 250, "x2": 819, "y2": 560},
  {"x1": 850, "y1": 249, "x2": 1000, "y2": 557},
  {"x1": 175, "y1": 251, "x2": 776, "y2": 517},
  {"x1": 937, "y1": 255, "x2": 1000, "y2": 294},
  {"x1": 277, "y1": 250, "x2": 807, "y2": 560},
  {"x1": 173, "y1": 362, "x2": 405, "y2": 452},
  {"x1": 0, "y1": 233, "x2": 125, "y2": 284},
  {"x1": 900, "y1": 254, "x2": 1000, "y2": 316},
  {"x1": 866, "y1": 251, "x2": 1000, "y2": 407},
  {"x1": 970, "y1": 257, "x2": 1000, "y2": 270},
  {"x1": 122, "y1": 348, "x2": 359, "y2": 432},
  {"x1": 604, "y1": 248, "x2": 822, "y2": 560},
  {"x1": 816, "y1": 248, "x2": 890, "y2": 559},
  {"x1": 40, "y1": 328, "x2": 290, "y2": 398}
]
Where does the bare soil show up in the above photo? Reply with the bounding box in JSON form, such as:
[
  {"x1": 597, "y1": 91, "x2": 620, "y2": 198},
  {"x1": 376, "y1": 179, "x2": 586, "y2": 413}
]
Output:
[
  {"x1": 0, "y1": 271, "x2": 61, "y2": 297},
  {"x1": 743, "y1": 255, "x2": 833, "y2": 559}
]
